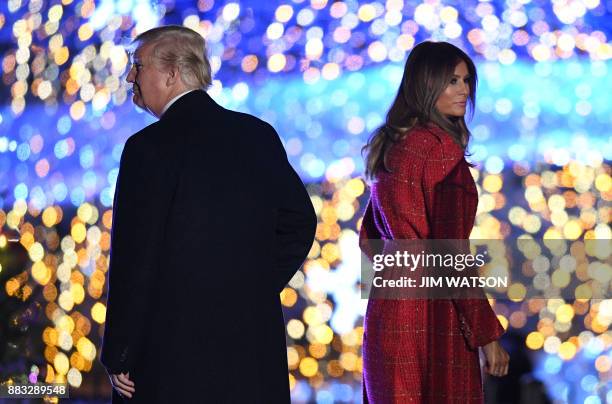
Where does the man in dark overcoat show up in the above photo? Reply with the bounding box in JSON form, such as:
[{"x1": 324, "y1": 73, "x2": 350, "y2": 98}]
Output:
[{"x1": 100, "y1": 25, "x2": 317, "y2": 403}]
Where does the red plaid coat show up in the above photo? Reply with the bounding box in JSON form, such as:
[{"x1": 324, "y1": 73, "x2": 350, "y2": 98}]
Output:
[{"x1": 360, "y1": 123, "x2": 505, "y2": 403}]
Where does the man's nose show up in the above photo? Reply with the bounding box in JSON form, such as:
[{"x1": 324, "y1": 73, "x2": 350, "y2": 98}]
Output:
[{"x1": 126, "y1": 65, "x2": 135, "y2": 83}]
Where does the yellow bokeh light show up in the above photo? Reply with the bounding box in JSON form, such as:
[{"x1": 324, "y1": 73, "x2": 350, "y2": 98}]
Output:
[
  {"x1": 71, "y1": 222, "x2": 86, "y2": 243},
  {"x1": 312, "y1": 324, "x2": 334, "y2": 344},
  {"x1": 307, "y1": 240, "x2": 321, "y2": 259},
  {"x1": 563, "y1": 220, "x2": 582, "y2": 240},
  {"x1": 551, "y1": 210, "x2": 569, "y2": 227},
  {"x1": 57, "y1": 263, "x2": 71, "y2": 283},
  {"x1": 508, "y1": 206, "x2": 527, "y2": 225},
  {"x1": 5, "y1": 278, "x2": 20, "y2": 296},
  {"x1": 303, "y1": 306, "x2": 323, "y2": 326},
  {"x1": 287, "y1": 347, "x2": 299, "y2": 370},
  {"x1": 48, "y1": 5, "x2": 63, "y2": 22},
  {"x1": 288, "y1": 373, "x2": 296, "y2": 390},
  {"x1": 548, "y1": 194, "x2": 566, "y2": 211},
  {"x1": 526, "y1": 332, "x2": 544, "y2": 350},
  {"x1": 275, "y1": 5, "x2": 294, "y2": 22},
  {"x1": 556, "y1": 304, "x2": 574, "y2": 323},
  {"x1": 523, "y1": 215, "x2": 542, "y2": 233},
  {"x1": 543, "y1": 228, "x2": 563, "y2": 239},
  {"x1": 32, "y1": 261, "x2": 51, "y2": 285},
  {"x1": 287, "y1": 319, "x2": 305, "y2": 339},
  {"x1": 45, "y1": 364, "x2": 55, "y2": 383},
  {"x1": 508, "y1": 283, "x2": 526, "y2": 301},
  {"x1": 309, "y1": 343, "x2": 327, "y2": 359},
  {"x1": 440, "y1": 6, "x2": 458, "y2": 23},
  {"x1": 320, "y1": 242, "x2": 340, "y2": 263},
  {"x1": 280, "y1": 287, "x2": 298, "y2": 307},
  {"x1": 483, "y1": 175, "x2": 503, "y2": 193},
  {"x1": 53, "y1": 352, "x2": 69, "y2": 375},
  {"x1": 595, "y1": 173, "x2": 611, "y2": 192},
  {"x1": 76, "y1": 337, "x2": 96, "y2": 361},
  {"x1": 299, "y1": 357, "x2": 318, "y2": 377},
  {"x1": 345, "y1": 179, "x2": 365, "y2": 198},
  {"x1": 335, "y1": 201, "x2": 355, "y2": 222},
  {"x1": 591, "y1": 316, "x2": 609, "y2": 334},
  {"x1": 70, "y1": 100, "x2": 86, "y2": 120},
  {"x1": 358, "y1": 4, "x2": 376, "y2": 22},
  {"x1": 58, "y1": 290, "x2": 75, "y2": 311},
  {"x1": 43, "y1": 327, "x2": 59, "y2": 346},
  {"x1": 77, "y1": 203, "x2": 95, "y2": 223},
  {"x1": 91, "y1": 302, "x2": 106, "y2": 324},
  {"x1": 54, "y1": 46, "x2": 69, "y2": 65},
  {"x1": 267, "y1": 54, "x2": 286, "y2": 73},
  {"x1": 575, "y1": 283, "x2": 592, "y2": 299},
  {"x1": 552, "y1": 269, "x2": 571, "y2": 288},
  {"x1": 70, "y1": 352, "x2": 86, "y2": 370},
  {"x1": 340, "y1": 352, "x2": 358, "y2": 371},
  {"x1": 78, "y1": 23, "x2": 93, "y2": 41},
  {"x1": 20, "y1": 231, "x2": 35, "y2": 250},
  {"x1": 558, "y1": 341, "x2": 577, "y2": 360},
  {"x1": 28, "y1": 242, "x2": 44, "y2": 261},
  {"x1": 71, "y1": 282, "x2": 85, "y2": 305},
  {"x1": 320, "y1": 206, "x2": 337, "y2": 224},
  {"x1": 42, "y1": 206, "x2": 58, "y2": 227}
]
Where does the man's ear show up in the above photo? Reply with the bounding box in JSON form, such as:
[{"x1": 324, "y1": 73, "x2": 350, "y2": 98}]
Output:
[{"x1": 166, "y1": 66, "x2": 180, "y2": 87}]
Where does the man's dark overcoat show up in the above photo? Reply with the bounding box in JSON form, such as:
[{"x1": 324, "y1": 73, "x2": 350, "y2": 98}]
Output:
[{"x1": 100, "y1": 90, "x2": 317, "y2": 403}]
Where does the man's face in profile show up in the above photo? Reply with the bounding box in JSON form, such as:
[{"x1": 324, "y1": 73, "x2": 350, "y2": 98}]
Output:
[{"x1": 126, "y1": 42, "x2": 168, "y2": 116}]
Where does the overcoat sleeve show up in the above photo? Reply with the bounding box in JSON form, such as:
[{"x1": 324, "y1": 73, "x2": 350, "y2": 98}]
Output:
[
  {"x1": 421, "y1": 133, "x2": 505, "y2": 350},
  {"x1": 266, "y1": 125, "x2": 317, "y2": 293},
  {"x1": 100, "y1": 130, "x2": 178, "y2": 373}
]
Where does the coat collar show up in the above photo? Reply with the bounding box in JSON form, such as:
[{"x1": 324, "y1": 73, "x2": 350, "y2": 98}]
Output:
[{"x1": 160, "y1": 89, "x2": 222, "y2": 122}]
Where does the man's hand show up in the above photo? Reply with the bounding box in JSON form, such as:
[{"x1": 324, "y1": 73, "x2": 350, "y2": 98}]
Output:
[
  {"x1": 110, "y1": 372, "x2": 135, "y2": 398},
  {"x1": 482, "y1": 340, "x2": 509, "y2": 377}
]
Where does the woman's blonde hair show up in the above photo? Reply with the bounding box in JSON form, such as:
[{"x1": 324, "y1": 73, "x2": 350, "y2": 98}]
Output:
[{"x1": 133, "y1": 25, "x2": 212, "y2": 89}]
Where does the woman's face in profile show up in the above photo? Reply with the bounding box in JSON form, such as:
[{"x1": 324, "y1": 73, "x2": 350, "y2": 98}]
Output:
[{"x1": 435, "y1": 60, "x2": 470, "y2": 118}]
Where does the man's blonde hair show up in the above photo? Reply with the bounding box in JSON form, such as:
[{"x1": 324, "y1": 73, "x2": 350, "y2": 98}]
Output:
[{"x1": 134, "y1": 25, "x2": 212, "y2": 89}]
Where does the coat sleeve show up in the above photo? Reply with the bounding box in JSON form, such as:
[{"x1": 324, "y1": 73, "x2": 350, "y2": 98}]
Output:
[
  {"x1": 100, "y1": 131, "x2": 178, "y2": 373},
  {"x1": 421, "y1": 135, "x2": 505, "y2": 349},
  {"x1": 266, "y1": 125, "x2": 317, "y2": 293}
]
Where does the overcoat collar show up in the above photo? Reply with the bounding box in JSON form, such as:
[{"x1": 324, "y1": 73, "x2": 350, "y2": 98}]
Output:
[{"x1": 160, "y1": 89, "x2": 222, "y2": 122}]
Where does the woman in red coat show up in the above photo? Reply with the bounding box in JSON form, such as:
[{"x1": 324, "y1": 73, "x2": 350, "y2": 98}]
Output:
[{"x1": 360, "y1": 41, "x2": 510, "y2": 403}]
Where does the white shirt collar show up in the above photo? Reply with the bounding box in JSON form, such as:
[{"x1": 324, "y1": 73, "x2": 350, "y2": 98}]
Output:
[{"x1": 160, "y1": 89, "x2": 196, "y2": 116}]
